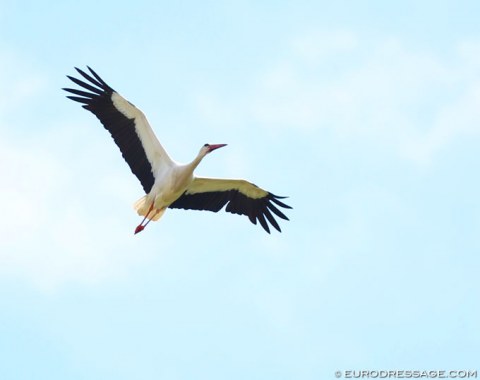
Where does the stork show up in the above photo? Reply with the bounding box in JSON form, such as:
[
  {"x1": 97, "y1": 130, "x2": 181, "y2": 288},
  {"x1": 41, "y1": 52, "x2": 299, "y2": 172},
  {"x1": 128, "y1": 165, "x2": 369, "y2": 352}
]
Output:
[{"x1": 63, "y1": 67, "x2": 291, "y2": 234}]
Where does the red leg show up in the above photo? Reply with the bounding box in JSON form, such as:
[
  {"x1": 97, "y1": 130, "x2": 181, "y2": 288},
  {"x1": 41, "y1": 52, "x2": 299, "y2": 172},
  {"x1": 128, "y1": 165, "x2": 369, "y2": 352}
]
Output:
[
  {"x1": 134, "y1": 202, "x2": 154, "y2": 234},
  {"x1": 141, "y1": 209, "x2": 161, "y2": 229}
]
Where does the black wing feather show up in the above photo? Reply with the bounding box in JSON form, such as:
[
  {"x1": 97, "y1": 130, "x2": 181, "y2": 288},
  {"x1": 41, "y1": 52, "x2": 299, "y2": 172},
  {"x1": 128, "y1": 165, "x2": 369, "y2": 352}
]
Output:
[
  {"x1": 169, "y1": 190, "x2": 291, "y2": 233},
  {"x1": 75, "y1": 67, "x2": 106, "y2": 89},
  {"x1": 63, "y1": 67, "x2": 155, "y2": 193}
]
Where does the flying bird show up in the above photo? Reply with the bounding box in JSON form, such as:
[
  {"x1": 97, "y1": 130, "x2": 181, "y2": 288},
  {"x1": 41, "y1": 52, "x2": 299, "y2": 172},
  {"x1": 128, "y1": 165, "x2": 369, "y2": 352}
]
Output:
[{"x1": 63, "y1": 67, "x2": 291, "y2": 234}]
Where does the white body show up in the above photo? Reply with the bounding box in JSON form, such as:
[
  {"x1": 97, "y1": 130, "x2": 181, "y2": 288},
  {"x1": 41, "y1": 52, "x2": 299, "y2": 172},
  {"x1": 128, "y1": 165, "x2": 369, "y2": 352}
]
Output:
[{"x1": 64, "y1": 66, "x2": 290, "y2": 233}]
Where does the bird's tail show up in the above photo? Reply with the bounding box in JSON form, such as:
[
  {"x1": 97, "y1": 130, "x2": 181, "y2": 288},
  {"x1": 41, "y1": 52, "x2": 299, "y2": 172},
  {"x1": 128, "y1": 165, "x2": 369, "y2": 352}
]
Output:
[{"x1": 133, "y1": 195, "x2": 165, "y2": 221}]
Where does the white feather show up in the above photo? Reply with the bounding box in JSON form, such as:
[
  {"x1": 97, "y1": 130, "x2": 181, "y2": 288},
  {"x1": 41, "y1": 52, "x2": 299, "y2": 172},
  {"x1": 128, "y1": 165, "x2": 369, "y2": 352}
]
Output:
[
  {"x1": 186, "y1": 177, "x2": 269, "y2": 199},
  {"x1": 111, "y1": 92, "x2": 174, "y2": 174}
]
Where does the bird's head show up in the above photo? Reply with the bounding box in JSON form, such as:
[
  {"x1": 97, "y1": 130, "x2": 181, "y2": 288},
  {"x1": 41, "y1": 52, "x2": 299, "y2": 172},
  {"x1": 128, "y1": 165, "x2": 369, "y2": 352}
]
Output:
[{"x1": 200, "y1": 143, "x2": 227, "y2": 157}]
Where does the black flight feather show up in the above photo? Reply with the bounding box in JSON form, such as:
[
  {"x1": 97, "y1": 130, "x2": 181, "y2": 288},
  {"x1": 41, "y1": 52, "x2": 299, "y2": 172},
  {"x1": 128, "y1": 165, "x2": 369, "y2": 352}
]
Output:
[
  {"x1": 63, "y1": 67, "x2": 155, "y2": 193},
  {"x1": 169, "y1": 190, "x2": 291, "y2": 233}
]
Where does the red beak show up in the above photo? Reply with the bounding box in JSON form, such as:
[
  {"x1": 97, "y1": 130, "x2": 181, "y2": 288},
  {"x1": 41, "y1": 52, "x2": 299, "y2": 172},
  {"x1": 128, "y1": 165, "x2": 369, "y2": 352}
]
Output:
[{"x1": 208, "y1": 144, "x2": 228, "y2": 152}]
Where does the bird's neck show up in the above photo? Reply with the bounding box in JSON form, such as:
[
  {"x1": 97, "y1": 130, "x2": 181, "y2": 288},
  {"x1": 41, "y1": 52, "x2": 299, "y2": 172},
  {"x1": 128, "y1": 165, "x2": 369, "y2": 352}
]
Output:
[
  {"x1": 189, "y1": 152, "x2": 206, "y2": 170},
  {"x1": 172, "y1": 154, "x2": 205, "y2": 193}
]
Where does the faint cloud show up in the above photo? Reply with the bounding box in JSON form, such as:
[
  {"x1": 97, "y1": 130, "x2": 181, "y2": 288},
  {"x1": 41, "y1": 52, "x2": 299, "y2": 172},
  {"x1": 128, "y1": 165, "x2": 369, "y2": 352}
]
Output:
[
  {"x1": 402, "y1": 82, "x2": 480, "y2": 164},
  {"x1": 0, "y1": 57, "x2": 162, "y2": 291},
  {"x1": 195, "y1": 31, "x2": 480, "y2": 165},
  {"x1": 195, "y1": 92, "x2": 238, "y2": 127},
  {"x1": 0, "y1": 128, "x2": 160, "y2": 292},
  {"x1": 0, "y1": 50, "x2": 46, "y2": 119},
  {"x1": 458, "y1": 40, "x2": 480, "y2": 68},
  {"x1": 291, "y1": 29, "x2": 359, "y2": 63}
]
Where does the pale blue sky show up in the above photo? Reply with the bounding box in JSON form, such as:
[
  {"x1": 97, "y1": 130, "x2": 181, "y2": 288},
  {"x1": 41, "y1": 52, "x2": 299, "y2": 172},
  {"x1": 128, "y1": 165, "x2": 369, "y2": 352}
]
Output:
[{"x1": 1, "y1": 1, "x2": 479, "y2": 379}]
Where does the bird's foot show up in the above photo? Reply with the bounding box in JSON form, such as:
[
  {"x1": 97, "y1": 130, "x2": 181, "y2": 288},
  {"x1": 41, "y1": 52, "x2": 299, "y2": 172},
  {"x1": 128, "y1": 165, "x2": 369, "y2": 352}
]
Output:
[{"x1": 134, "y1": 225, "x2": 145, "y2": 235}]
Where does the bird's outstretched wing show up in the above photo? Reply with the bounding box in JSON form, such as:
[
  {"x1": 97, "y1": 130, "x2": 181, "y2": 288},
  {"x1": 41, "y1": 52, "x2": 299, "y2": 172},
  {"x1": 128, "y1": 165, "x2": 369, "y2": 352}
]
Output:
[
  {"x1": 169, "y1": 177, "x2": 292, "y2": 233},
  {"x1": 63, "y1": 66, "x2": 172, "y2": 193}
]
